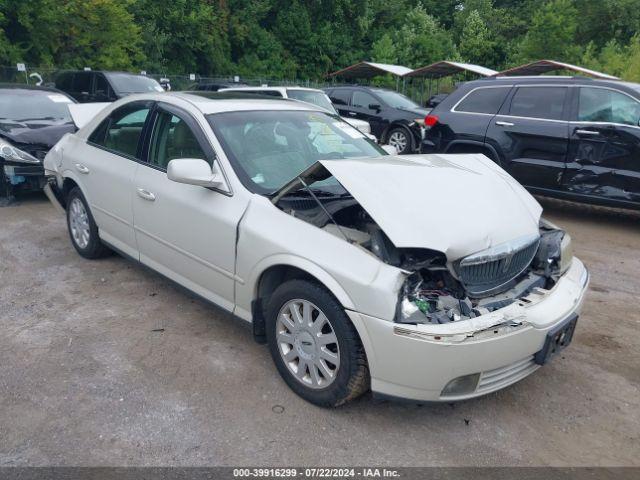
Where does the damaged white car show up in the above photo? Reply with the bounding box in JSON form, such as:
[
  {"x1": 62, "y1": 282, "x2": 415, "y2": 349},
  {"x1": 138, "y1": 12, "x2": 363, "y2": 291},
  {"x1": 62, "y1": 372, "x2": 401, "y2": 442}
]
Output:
[{"x1": 44, "y1": 93, "x2": 589, "y2": 407}]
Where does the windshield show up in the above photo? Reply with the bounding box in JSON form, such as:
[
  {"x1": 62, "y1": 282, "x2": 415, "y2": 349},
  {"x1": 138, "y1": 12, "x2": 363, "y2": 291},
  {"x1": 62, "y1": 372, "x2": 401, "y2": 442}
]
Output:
[
  {"x1": 374, "y1": 90, "x2": 420, "y2": 109},
  {"x1": 286, "y1": 89, "x2": 337, "y2": 113},
  {"x1": 106, "y1": 73, "x2": 163, "y2": 94},
  {"x1": 208, "y1": 110, "x2": 385, "y2": 194},
  {"x1": 0, "y1": 89, "x2": 74, "y2": 122}
]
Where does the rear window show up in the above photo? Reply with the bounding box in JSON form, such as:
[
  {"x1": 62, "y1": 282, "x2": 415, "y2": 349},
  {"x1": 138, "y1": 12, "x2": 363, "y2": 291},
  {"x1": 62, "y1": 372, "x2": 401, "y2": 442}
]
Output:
[
  {"x1": 455, "y1": 87, "x2": 510, "y2": 114},
  {"x1": 509, "y1": 87, "x2": 567, "y2": 120}
]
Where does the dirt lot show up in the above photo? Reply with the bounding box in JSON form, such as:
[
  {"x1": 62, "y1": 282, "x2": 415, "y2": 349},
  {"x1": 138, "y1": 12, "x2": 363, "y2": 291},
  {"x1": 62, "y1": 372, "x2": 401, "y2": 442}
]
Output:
[{"x1": 0, "y1": 194, "x2": 639, "y2": 467}]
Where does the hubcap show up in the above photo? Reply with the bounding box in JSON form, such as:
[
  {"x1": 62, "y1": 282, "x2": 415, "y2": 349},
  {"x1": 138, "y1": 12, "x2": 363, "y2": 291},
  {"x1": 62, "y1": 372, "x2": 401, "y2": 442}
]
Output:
[
  {"x1": 69, "y1": 197, "x2": 90, "y2": 249},
  {"x1": 389, "y1": 131, "x2": 408, "y2": 152},
  {"x1": 276, "y1": 299, "x2": 340, "y2": 389}
]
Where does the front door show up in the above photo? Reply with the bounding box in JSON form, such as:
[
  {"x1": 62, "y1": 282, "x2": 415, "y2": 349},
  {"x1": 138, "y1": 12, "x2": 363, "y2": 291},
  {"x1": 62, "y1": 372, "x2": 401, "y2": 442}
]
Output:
[
  {"x1": 486, "y1": 85, "x2": 570, "y2": 190},
  {"x1": 133, "y1": 104, "x2": 248, "y2": 311},
  {"x1": 564, "y1": 86, "x2": 640, "y2": 206}
]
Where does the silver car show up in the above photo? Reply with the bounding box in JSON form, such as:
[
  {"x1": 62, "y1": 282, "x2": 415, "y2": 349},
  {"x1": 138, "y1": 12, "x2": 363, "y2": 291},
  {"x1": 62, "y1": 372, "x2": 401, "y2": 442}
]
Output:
[{"x1": 44, "y1": 93, "x2": 589, "y2": 407}]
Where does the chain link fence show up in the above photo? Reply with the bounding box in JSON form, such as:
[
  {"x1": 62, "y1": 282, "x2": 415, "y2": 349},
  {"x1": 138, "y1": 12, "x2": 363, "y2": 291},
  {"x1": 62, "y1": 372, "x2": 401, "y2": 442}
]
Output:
[{"x1": 0, "y1": 64, "x2": 458, "y2": 106}]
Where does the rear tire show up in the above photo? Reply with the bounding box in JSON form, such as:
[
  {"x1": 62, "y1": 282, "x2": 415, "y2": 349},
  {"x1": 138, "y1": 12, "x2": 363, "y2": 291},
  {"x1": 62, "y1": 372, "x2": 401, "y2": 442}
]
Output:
[
  {"x1": 387, "y1": 126, "x2": 413, "y2": 154},
  {"x1": 266, "y1": 280, "x2": 370, "y2": 407},
  {"x1": 66, "y1": 187, "x2": 111, "y2": 259}
]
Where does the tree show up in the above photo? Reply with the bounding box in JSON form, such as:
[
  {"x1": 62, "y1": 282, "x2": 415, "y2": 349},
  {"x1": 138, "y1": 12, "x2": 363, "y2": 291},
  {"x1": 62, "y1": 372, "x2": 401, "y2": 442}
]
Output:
[
  {"x1": 393, "y1": 6, "x2": 457, "y2": 68},
  {"x1": 459, "y1": 10, "x2": 495, "y2": 65},
  {"x1": 516, "y1": 0, "x2": 580, "y2": 63},
  {"x1": 371, "y1": 33, "x2": 397, "y2": 64}
]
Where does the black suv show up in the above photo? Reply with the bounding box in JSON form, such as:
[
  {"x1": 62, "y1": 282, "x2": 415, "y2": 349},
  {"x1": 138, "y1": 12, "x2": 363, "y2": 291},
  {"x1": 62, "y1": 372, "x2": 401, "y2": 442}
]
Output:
[
  {"x1": 55, "y1": 71, "x2": 163, "y2": 103},
  {"x1": 422, "y1": 76, "x2": 640, "y2": 210},
  {"x1": 325, "y1": 86, "x2": 429, "y2": 154}
]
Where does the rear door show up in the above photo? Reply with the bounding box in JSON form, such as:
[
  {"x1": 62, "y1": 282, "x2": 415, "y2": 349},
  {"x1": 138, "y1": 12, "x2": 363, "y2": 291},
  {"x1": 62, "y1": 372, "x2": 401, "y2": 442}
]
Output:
[
  {"x1": 349, "y1": 90, "x2": 386, "y2": 139},
  {"x1": 75, "y1": 101, "x2": 153, "y2": 256},
  {"x1": 446, "y1": 85, "x2": 512, "y2": 150},
  {"x1": 565, "y1": 86, "x2": 640, "y2": 206},
  {"x1": 486, "y1": 85, "x2": 571, "y2": 190}
]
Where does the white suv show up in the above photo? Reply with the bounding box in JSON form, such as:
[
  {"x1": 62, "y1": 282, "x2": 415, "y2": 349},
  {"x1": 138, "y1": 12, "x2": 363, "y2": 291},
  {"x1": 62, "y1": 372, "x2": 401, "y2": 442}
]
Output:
[
  {"x1": 219, "y1": 86, "x2": 372, "y2": 136},
  {"x1": 44, "y1": 93, "x2": 589, "y2": 407}
]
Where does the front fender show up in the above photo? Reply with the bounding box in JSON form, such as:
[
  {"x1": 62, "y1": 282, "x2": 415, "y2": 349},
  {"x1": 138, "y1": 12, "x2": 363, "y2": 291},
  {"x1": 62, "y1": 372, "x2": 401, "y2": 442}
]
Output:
[{"x1": 246, "y1": 254, "x2": 357, "y2": 311}]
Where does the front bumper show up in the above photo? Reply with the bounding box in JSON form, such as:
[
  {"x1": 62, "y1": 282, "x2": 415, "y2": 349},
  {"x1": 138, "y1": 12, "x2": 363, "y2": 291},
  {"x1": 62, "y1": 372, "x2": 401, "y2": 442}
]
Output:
[{"x1": 346, "y1": 258, "x2": 589, "y2": 402}]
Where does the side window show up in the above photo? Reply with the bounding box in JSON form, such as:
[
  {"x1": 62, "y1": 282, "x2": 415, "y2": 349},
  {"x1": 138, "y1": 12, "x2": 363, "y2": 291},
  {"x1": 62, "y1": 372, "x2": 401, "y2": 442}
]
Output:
[
  {"x1": 148, "y1": 111, "x2": 207, "y2": 169},
  {"x1": 95, "y1": 75, "x2": 110, "y2": 96},
  {"x1": 352, "y1": 91, "x2": 379, "y2": 109},
  {"x1": 329, "y1": 89, "x2": 351, "y2": 106},
  {"x1": 578, "y1": 87, "x2": 640, "y2": 126},
  {"x1": 72, "y1": 72, "x2": 92, "y2": 93},
  {"x1": 455, "y1": 87, "x2": 510, "y2": 114},
  {"x1": 89, "y1": 105, "x2": 150, "y2": 158},
  {"x1": 256, "y1": 90, "x2": 283, "y2": 97},
  {"x1": 56, "y1": 73, "x2": 72, "y2": 91},
  {"x1": 509, "y1": 86, "x2": 567, "y2": 120}
]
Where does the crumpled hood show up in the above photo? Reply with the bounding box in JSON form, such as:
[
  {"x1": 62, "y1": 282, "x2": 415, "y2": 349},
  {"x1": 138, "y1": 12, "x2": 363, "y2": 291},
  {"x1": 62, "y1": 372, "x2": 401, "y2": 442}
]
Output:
[
  {"x1": 320, "y1": 154, "x2": 542, "y2": 261},
  {"x1": 0, "y1": 118, "x2": 76, "y2": 148}
]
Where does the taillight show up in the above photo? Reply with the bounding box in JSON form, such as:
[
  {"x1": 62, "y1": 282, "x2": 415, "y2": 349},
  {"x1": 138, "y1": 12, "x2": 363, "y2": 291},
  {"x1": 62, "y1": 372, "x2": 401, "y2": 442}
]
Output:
[{"x1": 425, "y1": 114, "x2": 439, "y2": 127}]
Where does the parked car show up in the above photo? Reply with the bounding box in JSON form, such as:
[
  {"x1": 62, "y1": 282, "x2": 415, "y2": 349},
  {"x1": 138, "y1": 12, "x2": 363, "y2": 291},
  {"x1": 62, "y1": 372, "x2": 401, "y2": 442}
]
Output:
[
  {"x1": 325, "y1": 86, "x2": 430, "y2": 154},
  {"x1": 422, "y1": 76, "x2": 640, "y2": 210},
  {"x1": 55, "y1": 71, "x2": 164, "y2": 103},
  {"x1": 43, "y1": 92, "x2": 588, "y2": 407},
  {"x1": 190, "y1": 81, "x2": 248, "y2": 92},
  {"x1": 0, "y1": 84, "x2": 76, "y2": 200},
  {"x1": 219, "y1": 86, "x2": 372, "y2": 135}
]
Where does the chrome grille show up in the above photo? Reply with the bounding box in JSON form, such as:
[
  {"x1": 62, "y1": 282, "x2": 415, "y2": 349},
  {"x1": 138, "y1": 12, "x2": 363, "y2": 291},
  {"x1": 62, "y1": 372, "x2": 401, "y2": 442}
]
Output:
[{"x1": 456, "y1": 234, "x2": 540, "y2": 297}]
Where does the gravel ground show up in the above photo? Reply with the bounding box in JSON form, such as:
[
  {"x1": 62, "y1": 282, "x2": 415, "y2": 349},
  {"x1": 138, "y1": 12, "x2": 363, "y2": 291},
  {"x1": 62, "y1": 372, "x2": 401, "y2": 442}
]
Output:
[{"x1": 0, "y1": 193, "x2": 638, "y2": 467}]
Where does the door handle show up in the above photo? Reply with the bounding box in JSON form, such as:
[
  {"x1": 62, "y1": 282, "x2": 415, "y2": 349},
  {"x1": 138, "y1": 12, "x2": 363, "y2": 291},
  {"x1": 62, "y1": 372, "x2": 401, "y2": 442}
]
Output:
[
  {"x1": 575, "y1": 129, "x2": 600, "y2": 136},
  {"x1": 74, "y1": 163, "x2": 90, "y2": 174},
  {"x1": 348, "y1": 112, "x2": 357, "y2": 116},
  {"x1": 495, "y1": 121, "x2": 514, "y2": 127},
  {"x1": 136, "y1": 188, "x2": 156, "y2": 202}
]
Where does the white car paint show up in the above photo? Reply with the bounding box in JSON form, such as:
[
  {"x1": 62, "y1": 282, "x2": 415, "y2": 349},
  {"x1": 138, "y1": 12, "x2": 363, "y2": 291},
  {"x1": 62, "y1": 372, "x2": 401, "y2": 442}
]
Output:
[
  {"x1": 219, "y1": 86, "x2": 373, "y2": 135},
  {"x1": 318, "y1": 155, "x2": 541, "y2": 259},
  {"x1": 44, "y1": 92, "x2": 589, "y2": 403},
  {"x1": 68, "y1": 103, "x2": 111, "y2": 129}
]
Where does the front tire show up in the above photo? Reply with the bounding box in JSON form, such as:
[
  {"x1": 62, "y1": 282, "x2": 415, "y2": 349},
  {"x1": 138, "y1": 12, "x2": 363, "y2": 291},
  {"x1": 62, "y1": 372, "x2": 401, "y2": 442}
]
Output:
[
  {"x1": 387, "y1": 127, "x2": 412, "y2": 154},
  {"x1": 66, "y1": 187, "x2": 111, "y2": 259},
  {"x1": 266, "y1": 280, "x2": 370, "y2": 407}
]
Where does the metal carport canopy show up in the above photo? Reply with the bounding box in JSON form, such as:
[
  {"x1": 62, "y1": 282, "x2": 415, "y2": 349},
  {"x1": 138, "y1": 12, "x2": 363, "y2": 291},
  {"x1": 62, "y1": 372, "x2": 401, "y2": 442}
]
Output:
[
  {"x1": 495, "y1": 60, "x2": 618, "y2": 80},
  {"x1": 328, "y1": 61, "x2": 413, "y2": 78},
  {"x1": 404, "y1": 61, "x2": 498, "y2": 78}
]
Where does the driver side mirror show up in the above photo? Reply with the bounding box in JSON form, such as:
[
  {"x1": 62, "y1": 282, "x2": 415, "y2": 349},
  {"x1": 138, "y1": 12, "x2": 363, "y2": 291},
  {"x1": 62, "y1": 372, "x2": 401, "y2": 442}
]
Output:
[
  {"x1": 369, "y1": 103, "x2": 381, "y2": 111},
  {"x1": 167, "y1": 158, "x2": 226, "y2": 189}
]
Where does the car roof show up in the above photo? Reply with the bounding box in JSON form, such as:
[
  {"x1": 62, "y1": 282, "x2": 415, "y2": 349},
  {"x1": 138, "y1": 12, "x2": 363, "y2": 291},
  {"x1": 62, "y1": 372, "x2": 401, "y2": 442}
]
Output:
[
  {"x1": 221, "y1": 86, "x2": 323, "y2": 92},
  {"x1": 167, "y1": 92, "x2": 323, "y2": 114}
]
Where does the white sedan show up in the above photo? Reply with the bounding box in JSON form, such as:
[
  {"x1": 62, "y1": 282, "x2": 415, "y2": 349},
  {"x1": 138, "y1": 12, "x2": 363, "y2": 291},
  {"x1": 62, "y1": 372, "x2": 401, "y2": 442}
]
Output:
[{"x1": 44, "y1": 93, "x2": 589, "y2": 407}]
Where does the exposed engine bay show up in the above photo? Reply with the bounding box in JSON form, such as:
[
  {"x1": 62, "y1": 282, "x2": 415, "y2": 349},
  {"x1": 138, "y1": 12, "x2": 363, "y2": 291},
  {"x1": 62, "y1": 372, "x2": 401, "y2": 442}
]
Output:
[{"x1": 275, "y1": 189, "x2": 571, "y2": 326}]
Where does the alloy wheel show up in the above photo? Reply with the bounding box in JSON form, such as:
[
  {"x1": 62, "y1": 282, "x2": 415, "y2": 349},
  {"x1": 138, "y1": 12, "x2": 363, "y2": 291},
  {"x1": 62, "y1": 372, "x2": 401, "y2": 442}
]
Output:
[
  {"x1": 388, "y1": 130, "x2": 408, "y2": 153},
  {"x1": 276, "y1": 299, "x2": 340, "y2": 389},
  {"x1": 69, "y1": 197, "x2": 90, "y2": 249}
]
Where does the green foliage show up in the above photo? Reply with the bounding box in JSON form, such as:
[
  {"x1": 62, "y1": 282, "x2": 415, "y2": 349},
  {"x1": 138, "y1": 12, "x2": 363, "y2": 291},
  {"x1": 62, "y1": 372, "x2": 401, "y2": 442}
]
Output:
[
  {"x1": 516, "y1": 0, "x2": 580, "y2": 64},
  {"x1": 0, "y1": 0, "x2": 638, "y2": 81}
]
